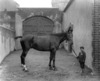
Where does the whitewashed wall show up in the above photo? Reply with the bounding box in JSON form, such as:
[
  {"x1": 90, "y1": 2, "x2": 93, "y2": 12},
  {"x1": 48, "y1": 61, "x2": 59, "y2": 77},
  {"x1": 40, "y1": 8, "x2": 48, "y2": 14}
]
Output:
[
  {"x1": 0, "y1": 0, "x2": 18, "y2": 63},
  {"x1": 15, "y1": 13, "x2": 23, "y2": 50},
  {"x1": 0, "y1": 26, "x2": 15, "y2": 63},
  {"x1": 52, "y1": 0, "x2": 94, "y2": 69}
]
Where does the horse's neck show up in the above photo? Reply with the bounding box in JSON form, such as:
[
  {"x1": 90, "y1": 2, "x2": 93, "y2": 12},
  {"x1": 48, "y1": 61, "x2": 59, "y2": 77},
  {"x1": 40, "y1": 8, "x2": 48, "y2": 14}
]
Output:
[{"x1": 56, "y1": 33, "x2": 66, "y2": 44}]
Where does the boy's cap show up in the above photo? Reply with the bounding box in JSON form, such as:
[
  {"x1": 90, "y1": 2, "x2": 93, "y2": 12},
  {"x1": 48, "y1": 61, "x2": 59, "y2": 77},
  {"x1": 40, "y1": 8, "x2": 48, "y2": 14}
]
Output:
[{"x1": 80, "y1": 46, "x2": 84, "y2": 49}]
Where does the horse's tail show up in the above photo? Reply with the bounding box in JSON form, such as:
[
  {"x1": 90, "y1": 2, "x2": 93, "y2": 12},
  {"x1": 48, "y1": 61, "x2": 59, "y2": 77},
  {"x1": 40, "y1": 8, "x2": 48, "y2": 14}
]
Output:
[{"x1": 15, "y1": 36, "x2": 22, "y2": 39}]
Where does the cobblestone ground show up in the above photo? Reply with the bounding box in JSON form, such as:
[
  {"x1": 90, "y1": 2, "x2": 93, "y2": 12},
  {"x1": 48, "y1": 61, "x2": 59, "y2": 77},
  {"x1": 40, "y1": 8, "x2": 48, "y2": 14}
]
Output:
[{"x1": 0, "y1": 49, "x2": 99, "y2": 81}]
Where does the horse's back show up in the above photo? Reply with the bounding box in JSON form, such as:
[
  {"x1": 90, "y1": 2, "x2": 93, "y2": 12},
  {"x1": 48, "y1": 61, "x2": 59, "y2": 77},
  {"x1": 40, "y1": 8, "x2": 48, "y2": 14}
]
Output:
[
  {"x1": 20, "y1": 34, "x2": 60, "y2": 51},
  {"x1": 20, "y1": 35, "x2": 33, "y2": 42}
]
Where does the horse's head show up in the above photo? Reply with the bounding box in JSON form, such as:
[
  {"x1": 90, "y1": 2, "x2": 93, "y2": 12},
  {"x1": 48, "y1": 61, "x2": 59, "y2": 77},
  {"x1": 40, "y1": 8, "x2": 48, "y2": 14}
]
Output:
[{"x1": 65, "y1": 23, "x2": 73, "y2": 41}]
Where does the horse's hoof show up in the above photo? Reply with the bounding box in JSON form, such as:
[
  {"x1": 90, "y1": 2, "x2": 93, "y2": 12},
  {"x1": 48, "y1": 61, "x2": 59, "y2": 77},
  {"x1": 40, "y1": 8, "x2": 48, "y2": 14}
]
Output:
[
  {"x1": 49, "y1": 67, "x2": 53, "y2": 70},
  {"x1": 49, "y1": 66, "x2": 53, "y2": 70},
  {"x1": 23, "y1": 68, "x2": 28, "y2": 72},
  {"x1": 53, "y1": 67, "x2": 57, "y2": 71}
]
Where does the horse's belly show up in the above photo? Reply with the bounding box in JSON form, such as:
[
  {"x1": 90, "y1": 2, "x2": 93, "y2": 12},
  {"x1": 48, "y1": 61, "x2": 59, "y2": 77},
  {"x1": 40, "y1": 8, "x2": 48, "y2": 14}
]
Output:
[{"x1": 32, "y1": 43, "x2": 50, "y2": 51}]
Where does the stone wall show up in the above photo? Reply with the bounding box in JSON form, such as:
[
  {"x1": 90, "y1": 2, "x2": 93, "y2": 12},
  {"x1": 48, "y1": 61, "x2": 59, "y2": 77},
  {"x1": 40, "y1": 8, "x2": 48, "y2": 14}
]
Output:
[{"x1": 92, "y1": 0, "x2": 100, "y2": 74}]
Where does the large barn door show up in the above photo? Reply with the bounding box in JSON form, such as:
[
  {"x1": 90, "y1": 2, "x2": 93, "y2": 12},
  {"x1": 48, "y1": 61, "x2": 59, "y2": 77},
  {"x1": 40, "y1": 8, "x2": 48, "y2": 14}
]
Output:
[{"x1": 23, "y1": 16, "x2": 54, "y2": 36}]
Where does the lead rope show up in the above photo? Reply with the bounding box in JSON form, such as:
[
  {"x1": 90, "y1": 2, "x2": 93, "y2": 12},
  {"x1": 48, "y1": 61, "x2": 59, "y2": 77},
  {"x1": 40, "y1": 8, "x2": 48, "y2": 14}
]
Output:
[{"x1": 72, "y1": 48, "x2": 78, "y2": 57}]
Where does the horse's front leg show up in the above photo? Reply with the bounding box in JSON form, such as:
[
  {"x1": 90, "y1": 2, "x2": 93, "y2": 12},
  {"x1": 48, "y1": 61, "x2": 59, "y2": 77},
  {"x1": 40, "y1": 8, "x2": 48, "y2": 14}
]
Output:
[
  {"x1": 21, "y1": 50, "x2": 28, "y2": 72},
  {"x1": 52, "y1": 50, "x2": 57, "y2": 71},
  {"x1": 49, "y1": 51, "x2": 53, "y2": 70}
]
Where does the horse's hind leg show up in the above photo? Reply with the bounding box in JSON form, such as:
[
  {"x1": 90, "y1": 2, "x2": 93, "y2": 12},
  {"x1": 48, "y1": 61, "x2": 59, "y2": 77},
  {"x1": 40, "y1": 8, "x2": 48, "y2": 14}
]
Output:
[
  {"x1": 21, "y1": 50, "x2": 28, "y2": 71},
  {"x1": 20, "y1": 41, "x2": 29, "y2": 71},
  {"x1": 49, "y1": 49, "x2": 57, "y2": 70}
]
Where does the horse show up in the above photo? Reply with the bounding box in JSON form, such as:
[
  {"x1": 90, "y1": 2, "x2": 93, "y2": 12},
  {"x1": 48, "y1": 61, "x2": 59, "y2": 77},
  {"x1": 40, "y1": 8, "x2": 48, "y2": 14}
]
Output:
[{"x1": 19, "y1": 23, "x2": 73, "y2": 72}]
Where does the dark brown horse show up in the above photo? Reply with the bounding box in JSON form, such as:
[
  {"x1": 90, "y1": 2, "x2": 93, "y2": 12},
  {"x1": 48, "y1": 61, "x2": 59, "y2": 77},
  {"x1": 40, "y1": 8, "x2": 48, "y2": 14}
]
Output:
[{"x1": 20, "y1": 24, "x2": 73, "y2": 71}]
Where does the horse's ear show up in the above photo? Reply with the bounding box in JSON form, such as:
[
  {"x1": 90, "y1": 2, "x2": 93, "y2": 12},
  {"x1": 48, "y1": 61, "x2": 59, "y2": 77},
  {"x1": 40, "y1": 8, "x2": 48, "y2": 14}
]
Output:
[
  {"x1": 69, "y1": 22, "x2": 73, "y2": 27},
  {"x1": 67, "y1": 23, "x2": 74, "y2": 32},
  {"x1": 63, "y1": 23, "x2": 74, "y2": 33}
]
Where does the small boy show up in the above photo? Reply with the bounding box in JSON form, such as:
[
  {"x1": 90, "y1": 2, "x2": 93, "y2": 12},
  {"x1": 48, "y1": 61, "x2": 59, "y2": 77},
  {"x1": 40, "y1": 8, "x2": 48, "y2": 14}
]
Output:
[{"x1": 77, "y1": 46, "x2": 86, "y2": 74}]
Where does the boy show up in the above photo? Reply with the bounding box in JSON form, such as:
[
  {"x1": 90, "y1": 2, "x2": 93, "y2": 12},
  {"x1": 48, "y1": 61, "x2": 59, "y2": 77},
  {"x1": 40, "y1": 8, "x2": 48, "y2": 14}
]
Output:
[{"x1": 77, "y1": 46, "x2": 86, "y2": 74}]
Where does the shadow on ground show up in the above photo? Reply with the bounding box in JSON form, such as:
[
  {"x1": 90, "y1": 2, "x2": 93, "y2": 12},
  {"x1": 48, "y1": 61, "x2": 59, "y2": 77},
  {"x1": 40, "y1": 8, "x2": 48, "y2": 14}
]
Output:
[{"x1": 0, "y1": 49, "x2": 99, "y2": 81}]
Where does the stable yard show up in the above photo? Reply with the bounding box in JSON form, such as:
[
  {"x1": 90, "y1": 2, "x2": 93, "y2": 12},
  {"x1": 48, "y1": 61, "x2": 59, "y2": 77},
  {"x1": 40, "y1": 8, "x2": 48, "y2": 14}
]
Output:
[{"x1": 0, "y1": 49, "x2": 99, "y2": 81}]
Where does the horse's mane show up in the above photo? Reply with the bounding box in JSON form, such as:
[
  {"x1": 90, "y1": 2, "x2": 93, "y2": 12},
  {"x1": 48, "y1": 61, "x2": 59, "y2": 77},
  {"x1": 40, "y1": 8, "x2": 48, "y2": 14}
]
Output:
[
  {"x1": 50, "y1": 32, "x2": 66, "y2": 36},
  {"x1": 51, "y1": 26, "x2": 72, "y2": 36}
]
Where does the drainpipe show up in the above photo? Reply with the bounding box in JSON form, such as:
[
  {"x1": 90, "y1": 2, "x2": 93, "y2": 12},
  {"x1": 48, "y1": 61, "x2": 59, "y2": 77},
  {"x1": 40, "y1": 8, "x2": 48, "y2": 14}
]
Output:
[{"x1": 63, "y1": 0, "x2": 75, "y2": 13}]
